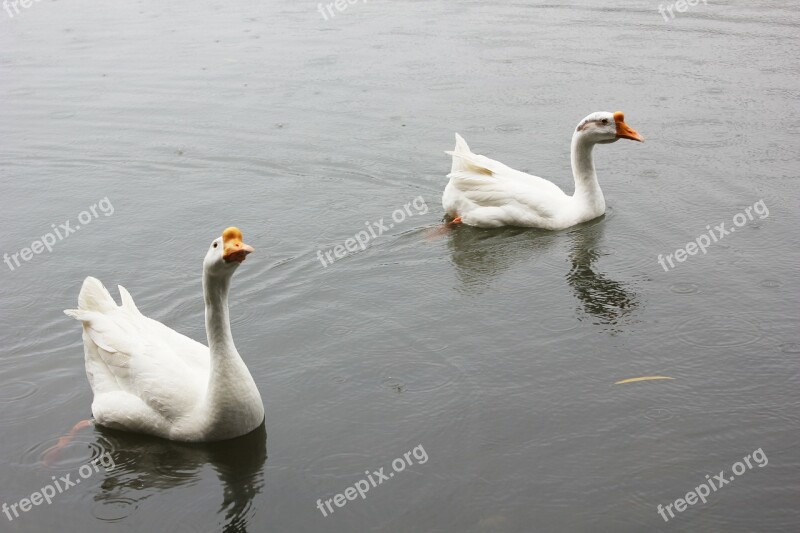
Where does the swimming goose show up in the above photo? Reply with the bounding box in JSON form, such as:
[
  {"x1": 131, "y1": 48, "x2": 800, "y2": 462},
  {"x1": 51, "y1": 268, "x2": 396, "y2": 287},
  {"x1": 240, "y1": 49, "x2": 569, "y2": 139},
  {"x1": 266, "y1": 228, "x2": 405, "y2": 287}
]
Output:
[
  {"x1": 64, "y1": 227, "x2": 264, "y2": 442},
  {"x1": 443, "y1": 111, "x2": 643, "y2": 229}
]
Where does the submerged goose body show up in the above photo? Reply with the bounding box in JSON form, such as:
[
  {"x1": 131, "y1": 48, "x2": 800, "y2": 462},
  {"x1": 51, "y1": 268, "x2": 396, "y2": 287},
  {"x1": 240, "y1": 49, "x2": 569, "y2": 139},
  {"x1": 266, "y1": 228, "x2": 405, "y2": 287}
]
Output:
[
  {"x1": 64, "y1": 227, "x2": 264, "y2": 442},
  {"x1": 443, "y1": 111, "x2": 643, "y2": 229}
]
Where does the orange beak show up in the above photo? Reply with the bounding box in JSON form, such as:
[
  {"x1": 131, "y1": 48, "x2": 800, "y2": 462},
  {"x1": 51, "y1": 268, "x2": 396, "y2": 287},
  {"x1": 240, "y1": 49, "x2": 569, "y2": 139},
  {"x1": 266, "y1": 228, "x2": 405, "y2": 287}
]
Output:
[
  {"x1": 614, "y1": 111, "x2": 644, "y2": 142},
  {"x1": 222, "y1": 227, "x2": 254, "y2": 263}
]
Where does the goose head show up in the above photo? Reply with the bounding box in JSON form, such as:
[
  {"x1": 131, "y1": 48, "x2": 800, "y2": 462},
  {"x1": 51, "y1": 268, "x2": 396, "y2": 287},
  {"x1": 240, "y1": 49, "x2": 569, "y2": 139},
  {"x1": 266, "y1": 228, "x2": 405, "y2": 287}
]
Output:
[
  {"x1": 575, "y1": 111, "x2": 644, "y2": 144},
  {"x1": 203, "y1": 226, "x2": 254, "y2": 278}
]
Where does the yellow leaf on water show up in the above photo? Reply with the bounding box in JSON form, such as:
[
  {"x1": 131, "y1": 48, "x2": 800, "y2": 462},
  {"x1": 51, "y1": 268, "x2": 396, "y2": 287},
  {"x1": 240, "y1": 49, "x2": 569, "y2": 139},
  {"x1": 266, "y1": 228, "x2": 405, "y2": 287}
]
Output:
[{"x1": 615, "y1": 376, "x2": 674, "y2": 385}]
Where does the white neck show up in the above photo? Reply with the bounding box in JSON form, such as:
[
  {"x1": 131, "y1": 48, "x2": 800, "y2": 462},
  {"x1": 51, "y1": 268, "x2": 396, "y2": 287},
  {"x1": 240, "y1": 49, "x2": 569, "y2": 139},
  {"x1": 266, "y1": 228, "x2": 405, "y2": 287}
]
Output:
[
  {"x1": 570, "y1": 133, "x2": 605, "y2": 216},
  {"x1": 204, "y1": 270, "x2": 235, "y2": 365},
  {"x1": 201, "y1": 268, "x2": 263, "y2": 435}
]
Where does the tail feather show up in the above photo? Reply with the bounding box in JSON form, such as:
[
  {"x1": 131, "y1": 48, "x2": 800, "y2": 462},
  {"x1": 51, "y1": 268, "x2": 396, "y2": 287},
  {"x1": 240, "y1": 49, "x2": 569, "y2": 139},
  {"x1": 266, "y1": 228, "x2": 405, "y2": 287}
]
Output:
[
  {"x1": 448, "y1": 133, "x2": 473, "y2": 174},
  {"x1": 118, "y1": 285, "x2": 144, "y2": 318},
  {"x1": 65, "y1": 277, "x2": 117, "y2": 320},
  {"x1": 78, "y1": 277, "x2": 117, "y2": 312},
  {"x1": 446, "y1": 133, "x2": 495, "y2": 178},
  {"x1": 454, "y1": 133, "x2": 470, "y2": 153}
]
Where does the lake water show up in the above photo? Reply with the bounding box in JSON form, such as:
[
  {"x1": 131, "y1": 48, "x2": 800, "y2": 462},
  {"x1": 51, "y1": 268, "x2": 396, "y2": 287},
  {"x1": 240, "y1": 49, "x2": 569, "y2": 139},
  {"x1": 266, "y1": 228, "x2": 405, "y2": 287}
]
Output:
[{"x1": 1, "y1": 0, "x2": 798, "y2": 531}]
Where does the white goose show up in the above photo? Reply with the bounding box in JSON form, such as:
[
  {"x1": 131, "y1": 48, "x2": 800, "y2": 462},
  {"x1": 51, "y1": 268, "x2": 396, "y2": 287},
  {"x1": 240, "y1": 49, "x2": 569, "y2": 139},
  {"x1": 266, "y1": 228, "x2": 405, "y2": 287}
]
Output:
[
  {"x1": 64, "y1": 227, "x2": 264, "y2": 442},
  {"x1": 443, "y1": 111, "x2": 644, "y2": 229}
]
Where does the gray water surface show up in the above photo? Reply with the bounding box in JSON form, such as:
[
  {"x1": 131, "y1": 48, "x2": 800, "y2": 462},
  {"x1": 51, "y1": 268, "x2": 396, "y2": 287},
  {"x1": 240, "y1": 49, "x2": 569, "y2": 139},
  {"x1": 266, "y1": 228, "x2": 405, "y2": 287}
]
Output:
[{"x1": 1, "y1": 1, "x2": 799, "y2": 532}]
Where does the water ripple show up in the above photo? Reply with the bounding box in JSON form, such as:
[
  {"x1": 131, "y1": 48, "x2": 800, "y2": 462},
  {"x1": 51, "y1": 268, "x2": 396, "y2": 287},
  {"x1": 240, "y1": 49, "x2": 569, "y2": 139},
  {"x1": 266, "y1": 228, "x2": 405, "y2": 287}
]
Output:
[
  {"x1": 643, "y1": 407, "x2": 675, "y2": 422},
  {"x1": 0, "y1": 380, "x2": 38, "y2": 402},
  {"x1": 91, "y1": 498, "x2": 139, "y2": 522},
  {"x1": 23, "y1": 432, "x2": 112, "y2": 472},
  {"x1": 677, "y1": 315, "x2": 763, "y2": 348},
  {"x1": 378, "y1": 356, "x2": 461, "y2": 394},
  {"x1": 669, "y1": 282, "x2": 699, "y2": 295}
]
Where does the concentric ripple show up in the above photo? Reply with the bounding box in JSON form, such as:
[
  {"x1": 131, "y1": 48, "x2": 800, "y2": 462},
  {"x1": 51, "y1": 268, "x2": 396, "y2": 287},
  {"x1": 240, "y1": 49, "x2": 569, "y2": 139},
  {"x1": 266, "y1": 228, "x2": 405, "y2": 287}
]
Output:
[
  {"x1": 91, "y1": 498, "x2": 139, "y2": 522},
  {"x1": 378, "y1": 359, "x2": 460, "y2": 394},
  {"x1": 0, "y1": 380, "x2": 38, "y2": 402},
  {"x1": 643, "y1": 407, "x2": 675, "y2": 422},
  {"x1": 669, "y1": 282, "x2": 699, "y2": 295},
  {"x1": 677, "y1": 315, "x2": 763, "y2": 348},
  {"x1": 23, "y1": 433, "x2": 111, "y2": 471}
]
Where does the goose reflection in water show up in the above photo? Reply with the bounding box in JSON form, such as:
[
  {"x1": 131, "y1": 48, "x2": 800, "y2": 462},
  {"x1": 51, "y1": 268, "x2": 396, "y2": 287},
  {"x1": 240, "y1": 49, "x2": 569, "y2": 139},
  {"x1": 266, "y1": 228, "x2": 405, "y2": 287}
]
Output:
[
  {"x1": 564, "y1": 221, "x2": 640, "y2": 332},
  {"x1": 446, "y1": 218, "x2": 639, "y2": 332},
  {"x1": 91, "y1": 423, "x2": 266, "y2": 533},
  {"x1": 446, "y1": 224, "x2": 558, "y2": 293}
]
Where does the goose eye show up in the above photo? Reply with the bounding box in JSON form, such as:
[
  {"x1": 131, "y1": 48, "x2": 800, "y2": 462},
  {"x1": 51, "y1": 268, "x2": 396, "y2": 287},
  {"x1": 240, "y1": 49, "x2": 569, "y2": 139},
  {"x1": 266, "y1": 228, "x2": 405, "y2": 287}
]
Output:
[
  {"x1": 601, "y1": 119, "x2": 609, "y2": 125},
  {"x1": 213, "y1": 242, "x2": 218, "y2": 248}
]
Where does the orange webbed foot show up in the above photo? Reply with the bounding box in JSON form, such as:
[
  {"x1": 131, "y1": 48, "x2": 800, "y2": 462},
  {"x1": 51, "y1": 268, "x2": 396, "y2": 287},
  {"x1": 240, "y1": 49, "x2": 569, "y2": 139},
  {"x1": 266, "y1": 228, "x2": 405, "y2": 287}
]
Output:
[{"x1": 42, "y1": 419, "x2": 94, "y2": 466}]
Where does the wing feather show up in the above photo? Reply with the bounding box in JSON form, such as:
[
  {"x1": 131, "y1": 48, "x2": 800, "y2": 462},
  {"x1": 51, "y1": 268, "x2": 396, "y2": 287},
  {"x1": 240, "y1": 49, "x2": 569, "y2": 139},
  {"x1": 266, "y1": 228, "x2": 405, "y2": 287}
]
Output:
[{"x1": 65, "y1": 279, "x2": 209, "y2": 422}]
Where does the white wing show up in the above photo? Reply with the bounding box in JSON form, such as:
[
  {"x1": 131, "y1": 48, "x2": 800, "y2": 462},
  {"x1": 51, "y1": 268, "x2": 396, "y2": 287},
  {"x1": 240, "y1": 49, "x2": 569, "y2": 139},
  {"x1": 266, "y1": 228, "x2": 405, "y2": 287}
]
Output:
[
  {"x1": 65, "y1": 278, "x2": 209, "y2": 425},
  {"x1": 444, "y1": 134, "x2": 571, "y2": 225}
]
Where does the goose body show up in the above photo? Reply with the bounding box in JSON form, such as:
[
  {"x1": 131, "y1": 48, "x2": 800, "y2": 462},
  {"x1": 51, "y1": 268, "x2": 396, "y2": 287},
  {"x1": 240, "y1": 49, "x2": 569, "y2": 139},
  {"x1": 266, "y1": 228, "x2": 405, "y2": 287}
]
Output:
[
  {"x1": 64, "y1": 227, "x2": 264, "y2": 442},
  {"x1": 443, "y1": 111, "x2": 643, "y2": 229}
]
